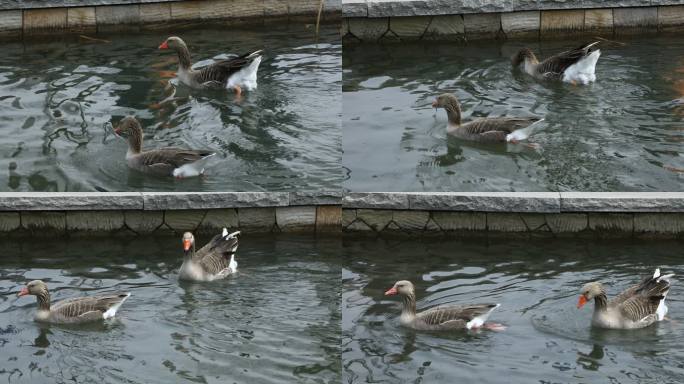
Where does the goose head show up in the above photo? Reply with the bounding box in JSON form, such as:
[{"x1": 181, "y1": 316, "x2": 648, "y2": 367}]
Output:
[
  {"x1": 17, "y1": 280, "x2": 48, "y2": 297},
  {"x1": 158, "y1": 36, "x2": 187, "y2": 51},
  {"x1": 385, "y1": 280, "x2": 415, "y2": 297},
  {"x1": 431, "y1": 93, "x2": 460, "y2": 110},
  {"x1": 182, "y1": 232, "x2": 195, "y2": 257},
  {"x1": 113, "y1": 116, "x2": 143, "y2": 154},
  {"x1": 578, "y1": 281, "x2": 604, "y2": 309},
  {"x1": 511, "y1": 48, "x2": 537, "y2": 68}
]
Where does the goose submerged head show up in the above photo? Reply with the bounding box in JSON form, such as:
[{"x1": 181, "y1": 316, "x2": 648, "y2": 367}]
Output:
[
  {"x1": 182, "y1": 232, "x2": 195, "y2": 256},
  {"x1": 578, "y1": 281, "x2": 604, "y2": 308},
  {"x1": 17, "y1": 280, "x2": 48, "y2": 297},
  {"x1": 511, "y1": 48, "x2": 536, "y2": 68},
  {"x1": 385, "y1": 280, "x2": 415, "y2": 297}
]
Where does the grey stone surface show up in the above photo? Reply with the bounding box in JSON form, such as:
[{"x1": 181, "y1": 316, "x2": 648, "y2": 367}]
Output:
[
  {"x1": 501, "y1": 10, "x2": 539, "y2": 37},
  {"x1": 237, "y1": 208, "x2": 276, "y2": 231},
  {"x1": 356, "y1": 209, "x2": 393, "y2": 231},
  {"x1": 344, "y1": 192, "x2": 410, "y2": 209},
  {"x1": 342, "y1": 209, "x2": 357, "y2": 227},
  {"x1": 463, "y1": 13, "x2": 501, "y2": 37},
  {"x1": 560, "y1": 193, "x2": 684, "y2": 212},
  {"x1": 0, "y1": 10, "x2": 22, "y2": 36},
  {"x1": 588, "y1": 213, "x2": 634, "y2": 232},
  {"x1": 66, "y1": 211, "x2": 125, "y2": 231},
  {"x1": 634, "y1": 213, "x2": 684, "y2": 234},
  {"x1": 584, "y1": 8, "x2": 613, "y2": 30},
  {"x1": 392, "y1": 210, "x2": 429, "y2": 230},
  {"x1": 198, "y1": 209, "x2": 239, "y2": 231},
  {"x1": 431, "y1": 212, "x2": 486, "y2": 231},
  {"x1": 410, "y1": 192, "x2": 561, "y2": 213},
  {"x1": 95, "y1": 4, "x2": 140, "y2": 27},
  {"x1": 346, "y1": 219, "x2": 372, "y2": 231},
  {"x1": 390, "y1": 15, "x2": 431, "y2": 38},
  {"x1": 276, "y1": 206, "x2": 317, "y2": 232},
  {"x1": 347, "y1": 16, "x2": 388, "y2": 39},
  {"x1": 614, "y1": 6, "x2": 658, "y2": 30},
  {"x1": 21, "y1": 212, "x2": 66, "y2": 232},
  {"x1": 423, "y1": 14, "x2": 464, "y2": 39},
  {"x1": 540, "y1": 9, "x2": 584, "y2": 34},
  {"x1": 545, "y1": 213, "x2": 587, "y2": 233},
  {"x1": 142, "y1": 192, "x2": 289, "y2": 210},
  {"x1": 0, "y1": 193, "x2": 143, "y2": 211},
  {"x1": 520, "y1": 213, "x2": 548, "y2": 231},
  {"x1": 658, "y1": 5, "x2": 684, "y2": 30},
  {"x1": 316, "y1": 206, "x2": 342, "y2": 231},
  {"x1": 487, "y1": 213, "x2": 528, "y2": 232},
  {"x1": 344, "y1": 0, "x2": 682, "y2": 17},
  {"x1": 289, "y1": 191, "x2": 343, "y2": 206},
  {"x1": 0, "y1": 212, "x2": 20, "y2": 231},
  {"x1": 164, "y1": 210, "x2": 206, "y2": 232},
  {"x1": 124, "y1": 211, "x2": 164, "y2": 233},
  {"x1": 0, "y1": 0, "x2": 185, "y2": 11}
]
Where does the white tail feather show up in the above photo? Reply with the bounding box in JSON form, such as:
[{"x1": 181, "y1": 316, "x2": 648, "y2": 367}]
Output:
[
  {"x1": 506, "y1": 119, "x2": 545, "y2": 142},
  {"x1": 466, "y1": 304, "x2": 500, "y2": 330},
  {"x1": 103, "y1": 293, "x2": 130, "y2": 319}
]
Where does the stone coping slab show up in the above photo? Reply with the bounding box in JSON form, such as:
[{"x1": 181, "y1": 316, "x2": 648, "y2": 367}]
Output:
[
  {"x1": 344, "y1": 192, "x2": 684, "y2": 213},
  {"x1": 1, "y1": 0, "x2": 342, "y2": 11},
  {"x1": 343, "y1": 0, "x2": 684, "y2": 17},
  {"x1": 0, "y1": 192, "x2": 342, "y2": 211}
]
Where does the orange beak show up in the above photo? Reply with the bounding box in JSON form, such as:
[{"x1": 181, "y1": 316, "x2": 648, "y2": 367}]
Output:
[
  {"x1": 183, "y1": 239, "x2": 192, "y2": 251},
  {"x1": 577, "y1": 295, "x2": 587, "y2": 309},
  {"x1": 158, "y1": 41, "x2": 169, "y2": 49},
  {"x1": 17, "y1": 287, "x2": 28, "y2": 297},
  {"x1": 384, "y1": 287, "x2": 397, "y2": 296},
  {"x1": 431, "y1": 99, "x2": 438, "y2": 108}
]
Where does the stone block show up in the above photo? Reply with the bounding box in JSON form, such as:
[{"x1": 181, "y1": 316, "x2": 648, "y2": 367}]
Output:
[
  {"x1": 540, "y1": 10, "x2": 584, "y2": 36},
  {"x1": 21, "y1": 212, "x2": 66, "y2": 234},
  {"x1": 66, "y1": 211, "x2": 125, "y2": 232},
  {"x1": 0, "y1": 10, "x2": 22, "y2": 37},
  {"x1": 342, "y1": 209, "x2": 356, "y2": 227},
  {"x1": 164, "y1": 209, "x2": 206, "y2": 232},
  {"x1": 96, "y1": 4, "x2": 140, "y2": 32},
  {"x1": 347, "y1": 17, "x2": 388, "y2": 41},
  {"x1": 634, "y1": 213, "x2": 684, "y2": 234},
  {"x1": 584, "y1": 8, "x2": 613, "y2": 31},
  {"x1": 423, "y1": 15, "x2": 465, "y2": 40},
  {"x1": 520, "y1": 213, "x2": 548, "y2": 231},
  {"x1": 276, "y1": 206, "x2": 316, "y2": 232},
  {"x1": 343, "y1": 0, "x2": 367, "y2": 17},
  {"x1": 501, "y1": 11, "x2": 539, "y2": 38},
  {"x1": 170, "y1": 1, "x2": 201, "y2": 21},
  {"x1": 410, "y1": 192, "x2": 560, "y2": 213},
  {"x1": 200, "y1": 0, "x2": 235, "y2": 20},
  {"x1": 142, "y1": 192, "x2": 288, "y2": 210},
  {"x1": 560, "y1": 192, "x2": 684, "y2": 212},
  {"x1": 389, "y1": 16, "x2": 431, "y2": 39},
  {"x1": 124, "y1": 211, "x2": 163, "y2": 233},
  {"x1": 238, "y1": 208, "x2": 276, "y2": 232},
  {"x1": 356, "y1": 209, "x2": 393, "y2": 231},
  {"x1": 288, "y1": 0, "x2": 320, "y2": 16},
  {"x1": 588, "y1": 213, "x2": 633, "y2": 232},
  {"x1": 344, "y1": 192, "x2": 409, "y2": 209},
  {"x1": 392, "y1": 210, "x2": 429, "y2": 230},
  {"x1": 487, "y1": 213, "x2": 528, "y2": 232},
  {"x1": 0, "y1": 212, "x2": 20, "y2": 231},
  {"x1": 0, "y1": 192, "x2": 143, "y2": 211},
  {"x1": 265, "y1": 0, "x2": 289, "y2": 16},
  {"x1": 197, "y1": 209, "x2": 239, "y2": 232},
  {"x1": 345, "y1": 219, "x2": 372, "y2": 231},
  {"x1": 464, "y1": 13, "x2": 501, "y2": 39},
  {"x1": 139, "y1": 3, "x2": 171, "y2": 26},
  {"x1": 67, "y1": 7, "x2": 96, "y2": 34},
  {"x1": 658, "y1": 5, "x2": 684, "y2": 32},
  {"x1": 431, "y1": 212, "x2": 486, "y2": 231},
  {"x1": 290, "y1": 190, "x2": 342, "y2": 206},
  {"x1": 613, "y1": 7, "x2": 658, "y2": 32},
  {"x1": 545, "y1": 213, "x2": 588, "y2": 233},
  {"x1": 24, "y1": 8, "x2": 67, "y2": 35},
  {"x1": 316, "y1": 206, "x2": 342, "y2": 232}
]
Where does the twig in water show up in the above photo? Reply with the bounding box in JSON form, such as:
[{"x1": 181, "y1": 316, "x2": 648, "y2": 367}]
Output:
[
  {"x1": 79, "y1": 35, "x2": 111, "y2": 43},
  {"x1": 315, "y1": 0, "x2": 324, "y2": 38},
  {"x1": 593, "y1": 36, "x2": 627, "y2": 47}
]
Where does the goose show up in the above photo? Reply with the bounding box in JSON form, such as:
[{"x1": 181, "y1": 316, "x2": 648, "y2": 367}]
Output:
[
  {"x1": 179, "y1": 228, "x2": 240, "y2": 282},
  {"x1": 158, "y1": 36, "x2": 262, "y2": 95},
  {"x1": 384, "y1": 280, "x2": 504, "y2": 331},
  {"x1": 577, "y1": 268, "x2": 674, "y2": 329},
  {"x1": 113, "y1": 116, "x2": 215, "y2": 178},
  {"x1": 432, "y1": 93, "x2": 543, "y2": 143},
  {"x1": 16, "y1": 280, "x2": 130, "y2": 324},
  {"x1": 511, "y1": 42, "x2": 601, "y2": 85}
]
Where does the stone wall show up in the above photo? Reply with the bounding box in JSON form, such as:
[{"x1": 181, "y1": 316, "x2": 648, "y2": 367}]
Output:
[
  {"x1": 343, "y1": 192, "x2": 684, "y2": 238},
  {"x1": 342, "y1": 0, "x2": 684, "y2": 42},
  {"x1": 0, "y1": 0, "x2": 341, "y2": 38},
  {"x1": 0, "y1": 192, "x2": 342, "y2": 236}
]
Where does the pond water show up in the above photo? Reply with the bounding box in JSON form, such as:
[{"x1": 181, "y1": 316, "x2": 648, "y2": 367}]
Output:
[
  {"x1": 343, "y1": 237, "x2": 684, "y2": 383},
  {"x1": 0, "y1": 24, "x2": 341, "y2": 192},
  {"x1": 0, "y1": 234, "x2": 341, "y2": 383},
  {"x1": 343, "y1": 37, "x2": 684, "y2": 192}
]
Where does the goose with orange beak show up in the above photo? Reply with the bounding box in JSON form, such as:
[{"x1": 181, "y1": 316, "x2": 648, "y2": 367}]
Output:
[
  {"x1": 179, "y1": 228, "x2": 240, "y2": 282},
  {"x1": 577, "y1": 268, "x2": 673, "y2": 329},
  {"x1": 158, "y1": 36, "x2": 262, "y2": 95}
]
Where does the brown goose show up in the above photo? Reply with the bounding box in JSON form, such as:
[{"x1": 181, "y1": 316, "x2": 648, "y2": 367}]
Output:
[
  {"x1": 384, "y1": 280, "x2": 504, "y2": 331},
  {"x1": 179, "y1": 228, "x2": 240, "y2": 282},
  {"x1": 159, "y1": 36, "x2": 262, "y2": 95},
  {"x1": 432, "y1": 93, "x2": 543, "y2": 143},
  {"x1": 511, "y1": 42, "x2": 601, "y2": 85},
  {"x1": 17, "y1": 280, "x2": 130, "y2": 324},
  {"x1": 577, "y1": 268, "x2": 674, "y2": 329},
  {"x1": 113, "y1": 116, "x2": 215, "y2": 178}
]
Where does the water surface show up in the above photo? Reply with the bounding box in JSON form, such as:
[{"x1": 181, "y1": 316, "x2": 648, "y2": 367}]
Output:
[
  {"x1": 343, "y1": 37, "x2": 684, "y2": 191},
  {"x1": 343, "y1": 237, "x2": 684, "y2": 383},
  {"x1": 0, "y1": 234, "x2": 341, "y2": 383},
  {"x1": 0, "y1": 24, "x2": 341, "y2": 192}
]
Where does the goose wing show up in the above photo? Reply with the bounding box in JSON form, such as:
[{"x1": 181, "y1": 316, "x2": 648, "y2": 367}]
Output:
[
  {"x1": 138, "y1": 148, "x2": 214, "y2": 169},
  {"x1": 194, "y1": 50, "x2": 263, "y2": 86},
  {"x1": 616, "y1": 272, "x2": 672, "y2": 322},
  {"x1": 462, "y1": 117, "x2": 541, "y2": 141},
  {"x1": 537, "y1": 42, "x2": 599, "y2": 78},
  {"x1": 51, "y1": 293, "x2": 130, "y2": 319},
  {"x1": 195, "y1": 230, "x2": 240, "y2": 275},
  {"x1": 417, "y1": 304, "x2": 498, "y2": 326}
]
